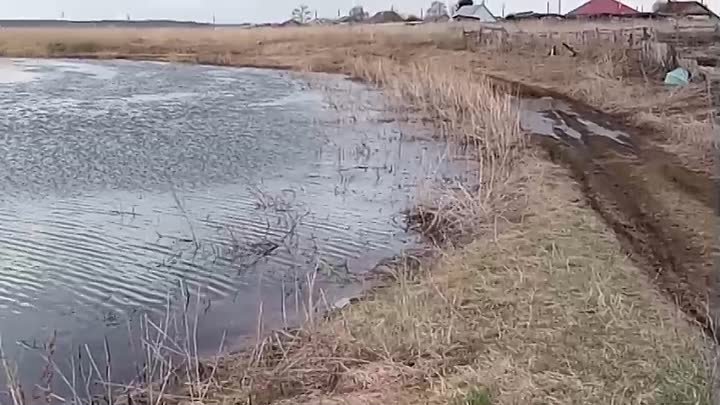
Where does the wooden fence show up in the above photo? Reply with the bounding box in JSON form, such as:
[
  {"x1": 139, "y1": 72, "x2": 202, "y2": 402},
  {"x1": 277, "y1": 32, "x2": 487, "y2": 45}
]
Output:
[
  {"x1": 460, "y1": 22, "x2": 718, "y2": 81},
  {"x1": 463, "y1": 22, "x2": 718, "y2": 50}
]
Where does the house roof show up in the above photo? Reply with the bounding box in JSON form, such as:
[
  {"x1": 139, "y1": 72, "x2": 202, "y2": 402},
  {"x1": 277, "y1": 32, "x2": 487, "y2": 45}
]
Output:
[
  {"x1": 453, "y1": 4, "x2": 497, "y2": 21},
  {"x1": 505, "y1": 11, "x2": 565, "y2": 20},
  {"x1": 654, "y1": 1, "x2": 719, "y2": 18},
  {"x1": 567, "y1": 0, "x2": 638, "y2": 16},
  {"x1": 368, "y1": 10, "x2": 405, "y2": 23},
  {"x1": 280, "y1": 19, "x2": 303, "y2": 26}
]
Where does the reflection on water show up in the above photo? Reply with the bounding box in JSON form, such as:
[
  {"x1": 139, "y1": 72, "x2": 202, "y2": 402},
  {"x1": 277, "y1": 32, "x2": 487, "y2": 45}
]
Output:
[
  {"x1": 0, "y1": 59, "x2": 465, "y2": 391},
  {"x1": 0, "y1": 60, "x2": 38, "y2": 83}
]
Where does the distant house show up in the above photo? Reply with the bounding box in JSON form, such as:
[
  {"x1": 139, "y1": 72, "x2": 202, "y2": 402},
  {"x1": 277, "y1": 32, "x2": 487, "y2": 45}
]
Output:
[
  {"x1": 452, "y1": 3, "x2": 497, "y2": 22},
  {"x1": 425, "y1": 14, "x2": 450, "y2": 22},
  {"x1": 654, "y1": 1, "x2": 720, "y2": 21},
  {"x1": 404, "y1": 14, "x2": 423, "y2": 22},
  {"x1": 309, "y1": 18, "x2": 337, "y2": 25},
  {"x1": 279, "y1": 18, "x2": 303, "y2": 27},
  {"x1": 566, "y1": 0, "x2": 638, "y2": 17},
  {"x1": 367, "y1": 10, "x2": 405, "y2": 23},
  {"x1": 504, "y1": 11, "x2": 565, "y2": 20}
]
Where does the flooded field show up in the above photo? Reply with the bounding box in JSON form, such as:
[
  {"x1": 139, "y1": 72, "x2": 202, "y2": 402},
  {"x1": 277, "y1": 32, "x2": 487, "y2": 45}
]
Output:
[{"x1": 0, "y1": 59, "x2": 467, "y2": 391}]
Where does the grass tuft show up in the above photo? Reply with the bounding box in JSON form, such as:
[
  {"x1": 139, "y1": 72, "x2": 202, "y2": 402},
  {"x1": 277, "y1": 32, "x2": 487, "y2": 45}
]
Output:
[{"x1": 454, "y1": 388, "x2": 492, "y2": 405}]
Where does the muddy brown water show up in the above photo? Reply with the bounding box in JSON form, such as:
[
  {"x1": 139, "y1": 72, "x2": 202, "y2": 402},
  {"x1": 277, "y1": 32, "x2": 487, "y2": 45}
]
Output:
[{"x1": 0, "y1": 59, "x2": 473, "y2": 397}]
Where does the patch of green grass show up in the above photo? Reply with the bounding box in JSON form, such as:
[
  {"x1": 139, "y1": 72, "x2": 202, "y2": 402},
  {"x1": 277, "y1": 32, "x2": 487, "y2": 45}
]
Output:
[
  {"x1": 656, "y1": 358, "x2": 711, "y2": 405},
  {"x1": 46, "y1": 40, "x2": 100, "y2": 55},
  {"x1": 455, "y1": 388, "x2": 492, "y2": 405},
  {"x1": 46, "y1": 41, "x2": 68, "y2": 54}
]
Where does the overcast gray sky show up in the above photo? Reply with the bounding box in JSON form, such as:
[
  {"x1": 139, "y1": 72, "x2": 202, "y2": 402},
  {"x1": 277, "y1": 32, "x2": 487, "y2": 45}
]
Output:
[{"x1": 1, "y1": 0, "x2": 718, "y2": 23}]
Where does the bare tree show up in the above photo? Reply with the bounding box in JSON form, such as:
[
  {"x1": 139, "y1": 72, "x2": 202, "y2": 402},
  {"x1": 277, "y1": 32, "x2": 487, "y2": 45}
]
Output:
[
  {"x1": 651, "y1": 0, "x2": 667, "y2": 12},
  {"x1": 426, "y1": 1, "x2": 449, "y2": 18},
  {"x1": 291, "y1": 4, "x2": 312, "y2": 23},
  {"x1": 349, "y1": 5, "x2": 369, "y2": 21},
  {"x1": 451, "y1": 0, "x2": 473, "y2": 14}
]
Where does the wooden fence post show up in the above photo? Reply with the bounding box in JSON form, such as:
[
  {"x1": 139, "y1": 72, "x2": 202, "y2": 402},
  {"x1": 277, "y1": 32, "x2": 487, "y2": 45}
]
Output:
[{"x1": 708, "y1": 75, "x2": 718, "y2": 131}]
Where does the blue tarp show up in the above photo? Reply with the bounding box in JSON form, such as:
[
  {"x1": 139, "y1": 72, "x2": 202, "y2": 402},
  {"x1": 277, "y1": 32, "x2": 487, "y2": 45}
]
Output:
[{"x1": 664, "y1": 68, "x2": 690, "y2": 86}]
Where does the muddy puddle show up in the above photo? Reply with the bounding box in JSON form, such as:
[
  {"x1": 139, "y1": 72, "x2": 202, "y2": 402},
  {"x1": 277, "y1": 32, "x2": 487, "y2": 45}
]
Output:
[
  {"x1": 518, "y1": 97, "x2": 632, "y2": 147},
  {"x1": 0, "y1": 59, "x2": 471, "y2": 395}
]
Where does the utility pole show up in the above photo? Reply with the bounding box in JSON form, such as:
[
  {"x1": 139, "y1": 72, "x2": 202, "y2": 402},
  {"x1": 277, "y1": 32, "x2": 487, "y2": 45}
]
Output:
[
  {"x1": 546, "y1": 1, "x2": 550, "y2": 13},
  {"x1": 501, "y1": 3, "x2": 505, "y2": 17},
  {"x1": 558, "y1": 0, "x2": 561, "y2": 13}
]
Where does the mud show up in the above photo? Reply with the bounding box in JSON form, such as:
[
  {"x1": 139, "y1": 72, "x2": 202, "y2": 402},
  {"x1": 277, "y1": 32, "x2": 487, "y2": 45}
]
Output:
[
  {"x1": 518, "y1": 90, "x2": 719, "y2": 336},
  {"x1": 496, "y1": 74, "x2": 719, "y2": 204}
]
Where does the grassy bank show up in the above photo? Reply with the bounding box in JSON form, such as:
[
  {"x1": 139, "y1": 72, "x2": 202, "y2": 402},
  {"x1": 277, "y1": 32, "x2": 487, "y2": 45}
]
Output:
[
  {"x1": 205, "y1": 157, "x2": 709, "y2": 405},
  {"x1": 0, "y1": 24, "x2": 714, "y2": 404}
]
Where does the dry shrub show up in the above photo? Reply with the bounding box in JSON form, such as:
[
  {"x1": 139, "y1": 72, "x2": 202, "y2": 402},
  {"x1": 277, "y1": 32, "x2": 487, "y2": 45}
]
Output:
[
  {"x1": 634, "y1": 110, "x2": 717, "y2": 166},
  {"x1": 589, "y1": 47, "x2": 632, "y2": 79}
]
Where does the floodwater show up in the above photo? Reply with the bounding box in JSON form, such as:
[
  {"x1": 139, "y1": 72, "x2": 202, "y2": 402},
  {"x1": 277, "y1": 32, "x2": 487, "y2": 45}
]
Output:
[{"x1": 0, "y1": 59, "x2": 465, "y2": 394}]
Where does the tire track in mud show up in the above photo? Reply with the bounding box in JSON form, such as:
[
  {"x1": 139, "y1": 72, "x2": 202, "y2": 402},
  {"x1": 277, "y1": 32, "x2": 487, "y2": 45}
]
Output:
[
  {"x1": 491, "y1": 75, "x2": 719, "y2": 210},
  {"x1": 518, "y1": 92, "x2": 719, "y2": 337}
]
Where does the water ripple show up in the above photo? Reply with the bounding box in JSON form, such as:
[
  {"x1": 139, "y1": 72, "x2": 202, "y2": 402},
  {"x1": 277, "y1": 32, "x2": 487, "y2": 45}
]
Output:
[{"x1": 0, "y1": 59, "x2": 466, "y2": 390}]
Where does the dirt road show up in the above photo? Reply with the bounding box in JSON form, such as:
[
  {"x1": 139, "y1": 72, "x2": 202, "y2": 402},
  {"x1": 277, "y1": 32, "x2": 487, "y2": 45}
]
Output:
[{"x1": 519, "y1": 91, "x2": 719, "y2": 336}]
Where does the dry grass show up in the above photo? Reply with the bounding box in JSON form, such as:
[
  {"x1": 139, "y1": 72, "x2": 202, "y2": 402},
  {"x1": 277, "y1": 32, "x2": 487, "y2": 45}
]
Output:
[
  {"x1": 347, "y1": 57, "x2": 524, "y2": 242},
  {"x1": 0, "y1": 25, "x2": 460, "y2": 66},
  {"x1": 199, "y1": 156, "x2": 709, "y2": 405}
]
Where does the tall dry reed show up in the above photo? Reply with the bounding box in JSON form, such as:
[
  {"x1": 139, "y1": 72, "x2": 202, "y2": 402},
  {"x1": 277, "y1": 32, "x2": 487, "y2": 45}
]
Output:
[
  {"x1": 0, "y1": 285, "x2": 226, "y2": 405},
  {"x1": 348, "y1": 57, "x2": 524, "y2": 241}
]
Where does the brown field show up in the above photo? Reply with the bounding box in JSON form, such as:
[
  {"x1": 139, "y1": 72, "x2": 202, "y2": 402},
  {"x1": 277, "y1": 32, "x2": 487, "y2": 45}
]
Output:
[{"x1": 0, "y1": 22, "x2": 717, "y2": 404}]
